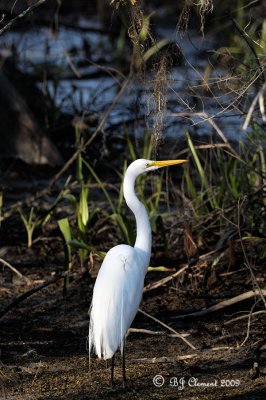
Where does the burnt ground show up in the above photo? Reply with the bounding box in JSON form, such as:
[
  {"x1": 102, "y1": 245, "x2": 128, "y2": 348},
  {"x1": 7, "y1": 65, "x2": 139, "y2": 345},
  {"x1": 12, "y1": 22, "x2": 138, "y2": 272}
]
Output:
[{"x1": 0, "y1": 231, "x2": 266, "y2": 400}]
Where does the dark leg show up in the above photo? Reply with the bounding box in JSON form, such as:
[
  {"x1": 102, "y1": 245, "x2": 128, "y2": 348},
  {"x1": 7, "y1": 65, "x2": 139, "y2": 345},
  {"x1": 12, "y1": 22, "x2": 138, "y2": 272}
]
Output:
[
  {"x1": 122, "y1": 340, "x2": 127, "y2": 388},
  {"x1": 110, "y1": 355, "x2": 115, "y2": 387}
]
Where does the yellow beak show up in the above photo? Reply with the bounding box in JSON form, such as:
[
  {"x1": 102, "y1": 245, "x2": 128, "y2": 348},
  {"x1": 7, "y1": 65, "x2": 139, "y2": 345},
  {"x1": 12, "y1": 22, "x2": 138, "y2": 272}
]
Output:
[{"x1": 148, "y1": 159, "x2": 188, "y2": 168}]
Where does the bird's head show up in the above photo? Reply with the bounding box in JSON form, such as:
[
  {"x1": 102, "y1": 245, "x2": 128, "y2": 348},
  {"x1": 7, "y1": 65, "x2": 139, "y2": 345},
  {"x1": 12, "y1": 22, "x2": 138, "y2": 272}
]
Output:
[{"x1": 127, "y1": 158, "x2": 188, "y2": 177}]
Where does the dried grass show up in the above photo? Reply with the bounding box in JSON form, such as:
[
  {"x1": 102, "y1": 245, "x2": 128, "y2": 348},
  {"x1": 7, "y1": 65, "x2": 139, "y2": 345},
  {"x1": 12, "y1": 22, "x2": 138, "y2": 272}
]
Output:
[{"x1": 178, "y1": 0, "x2": 213, "y2": 34}]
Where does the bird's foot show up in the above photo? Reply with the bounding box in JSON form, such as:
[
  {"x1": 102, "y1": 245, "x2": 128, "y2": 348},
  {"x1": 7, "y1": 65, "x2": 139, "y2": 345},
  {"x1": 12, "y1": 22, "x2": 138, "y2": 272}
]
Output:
[
  {"x1": 122, "y1": 378, "x2": 127, "y2": 389},
  {"x1": 110, "y1": 378, "x2": 115, "y2": 388}
]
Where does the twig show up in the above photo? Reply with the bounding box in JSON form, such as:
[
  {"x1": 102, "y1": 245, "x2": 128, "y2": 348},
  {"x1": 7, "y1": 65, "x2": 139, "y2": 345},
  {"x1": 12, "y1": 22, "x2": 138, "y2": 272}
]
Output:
[
  {"x1": 188, "y1": 61, "x2": 264, "y2": 124},
  {"x1": 132, "y1": 354, "x2": 198, "y2": 363},
  {"x1": 132, "y1": 346, "x2": 234, "y2": 364},
  {"x1": 243, "y1": 83, "x2": 266, "y2": 129},
  {"x1": 211, "y1": 346, "x2": 232, "y2": 351},
  {"x1": 169, "y1": 112, "x2": 238, "y2": 157},
  {"x1": 128, "y1": 328, "x2": 165, "y2": 336},
  {"x1": 42, "y1": 74, "x2": 132, "y2": 191},
  {"x1": 143, "y1": 250, "x2": 216, "y2": 293},
  {"x1": 132, "y1": 345, "x2": 234, "y2": 364},
  {"x1": 143, "y1": 265, "x2": 189, "y2": 293},
  {"x1": 230, "y1": 17, "x2": 265, "y2": 83},
  {"x1": 30, "y1": 360, "x2": 44, "y2": 383},
  {"x1": 0, "y1": 0, "x2": 47, "y2": 36},
  {"x1": 127, "y1": 327, "x2": 190, "y2": 338},
  {"x1": 220, "y1": 268, "x2": 247, "y2": 277},
  {"x1": 63, "y1": 49, "x2": 81, "y2": 79},
  {"x1": 0, "y1": 270, "x2": 74, "y2": 319},
  {"x1": 224, "y1": 310, "x2": 266, "y2": 325},
  {"x1": 240, "y1": 301, "x2": 258, "y2": 347},
  {"x1": 1, "y1": 74, "x2": 132, "y2": 222},
  {"x1": 173, "y1": 290, "x2": 266, "y2": 319},
  {"x1": 238, "y1": 298, "x2": 266, "y2": 347},
  {"x1": 138, "y1": 308, "x2": 196, "y2": 350},
  {"x1": 0, "y1": 258, "x2": 31, "y2": 285},
  {"x1": 236, "y1": 198, "x2": 266, "y2": 309}
]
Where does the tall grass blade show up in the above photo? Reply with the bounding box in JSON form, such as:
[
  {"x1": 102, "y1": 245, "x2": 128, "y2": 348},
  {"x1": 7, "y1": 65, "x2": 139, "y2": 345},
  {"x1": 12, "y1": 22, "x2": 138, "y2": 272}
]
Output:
[
  {"x1": 79, "y1": 183, "x2": 89, "y2": 226},
  {"x1": 83, "y1": 160, "x2": 116, "y2": 214},
  {"x1": 186, "y1": 131, "x2": 209, "y2": 191},
  {"x1": 143, "y1": 39, "x2": 170, "y2": 63},
  {"x1": 68, "y1": 239, "x2": 106, "y2": 259},
  {"x1": 58, "y1": 217, "x2": 72, "y2": 296},
  {"x1": 126, "y1": 134, "x2": 137, "y2": 161}
]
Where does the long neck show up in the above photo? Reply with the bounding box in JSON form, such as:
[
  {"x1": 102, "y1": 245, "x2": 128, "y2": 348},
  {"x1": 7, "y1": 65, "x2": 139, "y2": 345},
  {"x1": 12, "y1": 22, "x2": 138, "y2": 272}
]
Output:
[{"x1": 123, "y1": 169, "x2": 152, "y2": 260}]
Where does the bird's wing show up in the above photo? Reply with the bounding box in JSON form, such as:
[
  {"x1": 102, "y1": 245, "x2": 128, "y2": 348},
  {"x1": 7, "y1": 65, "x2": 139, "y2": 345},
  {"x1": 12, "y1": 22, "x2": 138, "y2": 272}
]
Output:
[{"x1": 89, "y1": 244, "x2": 145, "y2": 359}]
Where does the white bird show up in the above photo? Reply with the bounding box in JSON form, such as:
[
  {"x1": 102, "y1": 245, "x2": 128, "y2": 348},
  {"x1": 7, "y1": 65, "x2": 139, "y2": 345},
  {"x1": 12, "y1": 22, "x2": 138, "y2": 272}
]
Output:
[{"x1": 88, "y1": 158, "x2": 187, "y2": 386}]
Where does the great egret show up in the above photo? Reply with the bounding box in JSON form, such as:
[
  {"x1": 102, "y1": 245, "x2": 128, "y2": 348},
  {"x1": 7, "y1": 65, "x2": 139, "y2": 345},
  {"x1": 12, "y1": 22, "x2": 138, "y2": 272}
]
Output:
[{"x1": 88, "y1": 158, "x2": 187, "y2": 386}]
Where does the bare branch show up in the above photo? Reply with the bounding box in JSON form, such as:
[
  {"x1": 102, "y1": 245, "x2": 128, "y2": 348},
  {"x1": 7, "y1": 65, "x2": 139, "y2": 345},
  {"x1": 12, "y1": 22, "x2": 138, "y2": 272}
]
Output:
[
  {"x1": 0, "y1": 0, "x2": 47, "y2": 36},
  {"x1": 143, "y1": 250, "x2": 216, "y2": 293},
  {"x1": 138, "y1": 308, "x2": 196, "y2": 350},
  {"x1": 224, "y1": 310, "x2": 266, "y2": 325},
  {"x1": 132, "y1": 347, "x2": 233, "y2": 364},
  {"x1": 243, "y1": 82, "x2": 266, "y2": 129},
  {"x1": 133, "y1": 354, "x2": 198, "y2": 363},
  {"x1": 236, "y1": 198, "x2": 266, "y2": 309},
  {"x1": 127, "y1": 327, "x2": 190, "y2": 338},
  {"x1": 143, "y1": 265, "x2": 189, "y2": 293},
  {"x1": 0, "y1": 269, "x2": 75, "y2": 319},
  {"x1": 0, "y1": 257, "x2": 31, "y2": 285},
  {"x1": 173, "y1": 290, "x2": 266, "y2": 319},
  {"x1": 1, "y1": 74, "x2": 132, "y2": 222}
]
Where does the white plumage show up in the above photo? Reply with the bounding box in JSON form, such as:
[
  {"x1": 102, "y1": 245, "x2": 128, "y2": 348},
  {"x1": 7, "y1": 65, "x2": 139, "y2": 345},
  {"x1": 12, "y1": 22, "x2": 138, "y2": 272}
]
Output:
[
  {"x1": 89, "y1": 244, "x2": 146, "y2": 359},
  {"x1": 88, "y1": 158, "x2": 187, "y2": 383}
]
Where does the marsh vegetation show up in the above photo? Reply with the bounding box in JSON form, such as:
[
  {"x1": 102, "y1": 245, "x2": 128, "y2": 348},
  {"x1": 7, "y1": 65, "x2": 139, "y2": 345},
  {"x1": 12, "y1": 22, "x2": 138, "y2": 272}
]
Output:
[{"x1": 0, "y1": 1, "x2": 265, "y2": 399}]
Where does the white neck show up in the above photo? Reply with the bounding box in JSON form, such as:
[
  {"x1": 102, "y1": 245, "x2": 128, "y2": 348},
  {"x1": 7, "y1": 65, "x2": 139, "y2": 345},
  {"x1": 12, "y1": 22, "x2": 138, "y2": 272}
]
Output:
[{"x1": 123, "y1": 168, "x2": 152, "y2": 262}]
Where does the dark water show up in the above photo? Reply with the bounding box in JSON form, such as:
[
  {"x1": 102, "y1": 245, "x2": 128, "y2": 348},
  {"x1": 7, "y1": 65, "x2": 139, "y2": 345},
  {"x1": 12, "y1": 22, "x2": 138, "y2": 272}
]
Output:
[{"x1": 1, "y1": 15, "x2": 245, "y2": 143}]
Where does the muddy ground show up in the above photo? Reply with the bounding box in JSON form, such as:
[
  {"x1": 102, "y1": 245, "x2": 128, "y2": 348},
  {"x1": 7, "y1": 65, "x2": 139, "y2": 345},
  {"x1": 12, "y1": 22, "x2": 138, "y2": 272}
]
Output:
[
  {"x1": 0, "y1": 201, "x2": 265, "y2": 400},
  {"x1": 0, "y1": 1, "x2": 266, "y2": 399}
]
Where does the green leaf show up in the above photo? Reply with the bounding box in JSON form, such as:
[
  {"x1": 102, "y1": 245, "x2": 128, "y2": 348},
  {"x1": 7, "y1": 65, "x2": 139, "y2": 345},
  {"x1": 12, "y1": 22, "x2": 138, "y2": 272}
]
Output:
[
  {"x1": 79, "y1": 184, "x2": 89, "y2": 226},
  {"x1": 143, "y1": 39, "x2": 170, "y2": 62},
  {"x1": 58, "y1": 218, "x2": 72, "y2": 243},
  {"x1": 110, "y1": 213, "x2": 134, "y2": 245},
  {"x1": 68, "y1": 240, "x2": 106, "y2": 259},
  {"x1": 20, "y1": 207, "x2": 42, "y2": 248},
  {"x1": 186, "y1": 131, "x2": 209, "y2": 191},
  {"x1": 64, "y1": 193, "x2": 78, "y2": 209},
  {"x1": 126, "y1": 134, "x2": 137, "y2": 161},
  {"x1": 147, "y1": 266, "x2": 173, "y2": 272},
  {"x1": 139, "y1": 14, "x2": 150, "y2": 42},
  {"x1": 184, "y1": 169, "x2": 197, "y2": 201},
  {"x1": 83, "y1": 160, "x2": 116, "y2": 214}
]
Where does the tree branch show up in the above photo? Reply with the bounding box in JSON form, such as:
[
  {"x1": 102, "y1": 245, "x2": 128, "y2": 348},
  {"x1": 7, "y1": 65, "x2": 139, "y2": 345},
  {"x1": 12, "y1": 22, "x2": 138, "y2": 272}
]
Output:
[
  {"x1": 174, "y1": 290, "x2": 266, "y2": 319},
  {"x1": 0, "y1": 0, "x2": 47, "y2": 36},
  {"x1": 0, "y1": 269, "x2": 75, "y2": 319}
]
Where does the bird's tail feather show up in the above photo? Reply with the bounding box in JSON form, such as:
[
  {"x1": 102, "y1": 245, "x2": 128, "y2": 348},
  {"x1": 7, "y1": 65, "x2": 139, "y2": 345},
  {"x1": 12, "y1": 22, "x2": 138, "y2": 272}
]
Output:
[
  {"x1": 120, "y1": 289, "x2": 125, "y2": 356},
  {"x1": 87, "y1": 320, "x2": 93, "y2": 369}
]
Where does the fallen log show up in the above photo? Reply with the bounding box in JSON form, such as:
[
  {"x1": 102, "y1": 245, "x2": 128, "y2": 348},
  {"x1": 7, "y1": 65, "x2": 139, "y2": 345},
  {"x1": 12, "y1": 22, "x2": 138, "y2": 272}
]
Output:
[{"x1": 0, "y1": 72, "x2": 62, "y2": 166}]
